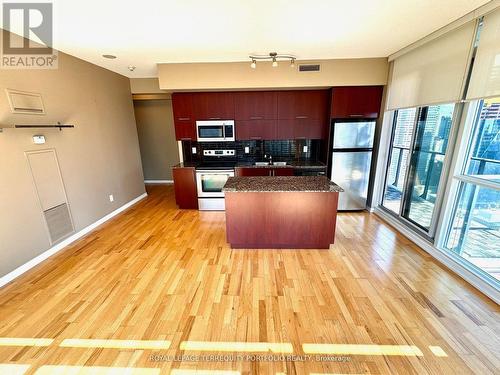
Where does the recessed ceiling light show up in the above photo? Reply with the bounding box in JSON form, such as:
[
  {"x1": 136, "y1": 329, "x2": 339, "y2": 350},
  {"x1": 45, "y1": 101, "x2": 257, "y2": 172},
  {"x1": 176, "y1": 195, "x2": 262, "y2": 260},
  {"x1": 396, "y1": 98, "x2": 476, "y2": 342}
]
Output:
[
  {"x1": 128, "y1": 66, "x2": 136, "y2": 72},
  {"x1": 102, "y1": 54, "x2": 117, "y2": 59}
]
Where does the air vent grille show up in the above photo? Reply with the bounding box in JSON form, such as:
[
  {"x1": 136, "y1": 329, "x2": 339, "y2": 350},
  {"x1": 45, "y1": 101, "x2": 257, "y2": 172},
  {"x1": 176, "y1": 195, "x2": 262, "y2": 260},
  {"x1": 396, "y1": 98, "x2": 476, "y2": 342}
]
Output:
[
  {"x1": 44, "y1": 203, "x2": 74, "y2": 243},
  {"x1": 298, "y1": 64, "x2": 321, "y2": 72},
  {"x1": 6, "y1": 89, "x2": 45, "y2": 114}
]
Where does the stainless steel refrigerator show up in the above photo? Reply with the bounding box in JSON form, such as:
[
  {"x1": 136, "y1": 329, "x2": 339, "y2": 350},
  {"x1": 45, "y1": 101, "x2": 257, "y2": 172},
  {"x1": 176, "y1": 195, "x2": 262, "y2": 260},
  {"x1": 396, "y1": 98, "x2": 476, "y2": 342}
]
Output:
[{"x1": 330, "y1": 120, "x2": 376, "y2": 210}]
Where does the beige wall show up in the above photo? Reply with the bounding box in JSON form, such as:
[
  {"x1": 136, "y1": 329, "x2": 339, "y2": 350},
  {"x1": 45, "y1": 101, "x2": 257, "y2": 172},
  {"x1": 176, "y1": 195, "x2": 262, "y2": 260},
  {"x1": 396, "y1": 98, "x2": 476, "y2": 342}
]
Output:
[
  {"x1": 130, "y1": 78, "x2": 165, "y2": 94},
  {"x1": 133, "y1": 99, "x2": 179, "y2": 180},
  {"x1": 158, "y1": 58, "x2": 388, "y2": 91},
  {"x1": 0, "y1": 30, "x2": 145, "y2": 278}
]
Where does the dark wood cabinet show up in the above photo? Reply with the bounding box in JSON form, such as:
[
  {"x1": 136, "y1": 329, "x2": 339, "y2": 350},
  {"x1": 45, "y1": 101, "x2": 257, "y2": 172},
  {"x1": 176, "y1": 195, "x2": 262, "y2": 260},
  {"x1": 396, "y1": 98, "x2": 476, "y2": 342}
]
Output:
[
  {"x1": 234, "y1": 91, "x2": 277, "y2": 120},
  {"x1": 236, "y1": 120, "x2": 277, "y2": 140},
  {"x1": 274, "y1": 168, "x2": 294, "y2": 176},
  {"x1": 193, "y1": 92, "x2": 234, "y2": 120},
  {"x1": 276, "y1": 118, "x2": 325, "y2": 140},
  {"x1": 172, "y1": 167, "x2": 198, "y2": 209},
  {"x1": 172, "y1": 93, "x2": 196, "y2": 141},
  {"x1": 235, "y1": 167, "x2": 294, "y2": 176},
  {"x1": 277, "y1": 90, "x2": 329, "y2": 120},
  {"x1": 331, "y1": 86, "x2": 383, "y2": 119}
]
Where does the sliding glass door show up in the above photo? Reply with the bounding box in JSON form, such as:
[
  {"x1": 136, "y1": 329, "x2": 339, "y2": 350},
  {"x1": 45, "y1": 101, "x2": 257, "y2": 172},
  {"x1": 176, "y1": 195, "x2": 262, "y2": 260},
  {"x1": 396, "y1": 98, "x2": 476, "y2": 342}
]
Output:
[
  {"x1": 444, "y1": 98, "x2": 500, "y2": 282},
  {"x1": 402, "y1": 104, "x2": 455, "y2": 230},
  {"x1": 382, "y1": 104, "x2": 455, "y2": 235}
]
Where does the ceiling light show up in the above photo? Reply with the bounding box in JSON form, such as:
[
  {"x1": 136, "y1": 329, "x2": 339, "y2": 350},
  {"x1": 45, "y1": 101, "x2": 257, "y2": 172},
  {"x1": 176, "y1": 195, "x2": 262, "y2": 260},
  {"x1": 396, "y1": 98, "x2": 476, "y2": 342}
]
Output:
[
  {"x1": 248, "y1": 52, "x2": 296, "y2": 69},
  {"x1": 128, "y1": 66, "x2": 136, "y2": 72},
  {"x1": 102, "y1": 54, "x2": 116, "y2": 59}
]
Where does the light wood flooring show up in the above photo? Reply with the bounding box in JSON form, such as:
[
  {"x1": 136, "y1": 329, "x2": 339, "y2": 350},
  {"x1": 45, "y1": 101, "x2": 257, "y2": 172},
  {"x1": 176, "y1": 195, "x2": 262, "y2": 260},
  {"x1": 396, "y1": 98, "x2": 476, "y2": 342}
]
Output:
[{"x1": 0, "y1": 184, "x2": 498, "y2": 375}]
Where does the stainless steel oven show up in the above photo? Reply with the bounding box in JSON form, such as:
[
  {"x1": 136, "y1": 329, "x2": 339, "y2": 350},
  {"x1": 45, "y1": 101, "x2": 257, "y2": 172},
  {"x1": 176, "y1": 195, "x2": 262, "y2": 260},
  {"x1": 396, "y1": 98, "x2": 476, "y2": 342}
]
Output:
[
  {"x1": 196, "y1": 120, "x2": 235, "y2": 142},
  {"x1": 196, "y1": 169, "x2": 234, "y2": 210}
]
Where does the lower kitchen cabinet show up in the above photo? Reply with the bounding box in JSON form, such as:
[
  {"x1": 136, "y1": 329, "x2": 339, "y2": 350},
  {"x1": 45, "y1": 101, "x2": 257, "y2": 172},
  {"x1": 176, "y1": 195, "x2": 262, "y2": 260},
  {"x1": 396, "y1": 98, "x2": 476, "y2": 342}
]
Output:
[
  {"x1": 235, "y1": 167, "x2": 270, "y2": 176},
  {"x1": 235, "y1": 167, "x2": 294, "y2": 176},
  {"x1": 173, "y1": 167, "x2": 198, "y2": 209}
]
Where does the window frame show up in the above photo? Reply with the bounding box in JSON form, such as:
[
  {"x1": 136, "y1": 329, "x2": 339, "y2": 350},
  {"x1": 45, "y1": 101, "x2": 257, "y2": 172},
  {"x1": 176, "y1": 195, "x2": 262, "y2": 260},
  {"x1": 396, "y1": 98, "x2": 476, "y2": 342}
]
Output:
[{"x1": 380, "y1": 103, "x2": 461, "y2": 239}]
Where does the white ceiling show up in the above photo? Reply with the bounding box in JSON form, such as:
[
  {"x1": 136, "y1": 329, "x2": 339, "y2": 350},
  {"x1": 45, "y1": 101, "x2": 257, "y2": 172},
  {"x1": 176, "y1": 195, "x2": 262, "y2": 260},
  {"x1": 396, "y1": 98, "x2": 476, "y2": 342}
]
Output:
[{"x1": 1, "y1": 0, "x2": 491, "y2": 77}]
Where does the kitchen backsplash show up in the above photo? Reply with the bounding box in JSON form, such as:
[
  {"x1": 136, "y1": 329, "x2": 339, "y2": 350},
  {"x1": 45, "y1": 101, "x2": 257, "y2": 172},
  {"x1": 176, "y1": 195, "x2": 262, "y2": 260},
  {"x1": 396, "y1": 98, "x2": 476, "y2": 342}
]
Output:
[{"x1": 182, "y1": 139, "x2": 325, "y2": 163}]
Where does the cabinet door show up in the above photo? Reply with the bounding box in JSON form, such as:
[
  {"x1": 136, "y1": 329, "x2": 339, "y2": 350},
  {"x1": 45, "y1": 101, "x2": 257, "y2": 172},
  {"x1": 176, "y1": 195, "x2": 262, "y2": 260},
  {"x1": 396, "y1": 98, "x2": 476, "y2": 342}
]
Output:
[
  {"x1": 235, "y1": 167, "x2": 271, "y2": 177},
  {"x1": 276, "y1": 119, "x2": 296, "y2": 140},
  {"x1": 331, "y1": 86, "x2": 383, "y2": 119},
  {"x1": 234, "y1": 91, "x2": 277, "y2": 120},
  {"x1": 278, "y1": 90, "x2": 329, "y2": 120},
  {"x1": 273, "y1": 168, "x2": 294, "y2": 176},
  {"x1": 193, "y1": 92, "x2": 235, "y2": 120},
  {"x1": 236, "y1": 120, "x2": 277, "y2": 140},
  {"x1": 173, "y1": 167, "x2": 198, "y2": 209},
  {"x1": 174, "y1": 120, "x2": 197, "y2": 141},
  {"x1": 172, "y1": 93, "x2": 196, "y2": 140},
  {"x1": 172, "y1": 93, "x2": 194, "y2": 121}
]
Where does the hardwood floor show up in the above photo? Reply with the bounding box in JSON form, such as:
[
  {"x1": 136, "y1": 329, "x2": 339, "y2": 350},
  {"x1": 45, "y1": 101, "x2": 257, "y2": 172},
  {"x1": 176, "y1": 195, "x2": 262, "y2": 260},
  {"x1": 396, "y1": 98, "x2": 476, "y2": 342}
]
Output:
[{"x1": 0, "y1": 184, "x2": 498, "y2": 375}]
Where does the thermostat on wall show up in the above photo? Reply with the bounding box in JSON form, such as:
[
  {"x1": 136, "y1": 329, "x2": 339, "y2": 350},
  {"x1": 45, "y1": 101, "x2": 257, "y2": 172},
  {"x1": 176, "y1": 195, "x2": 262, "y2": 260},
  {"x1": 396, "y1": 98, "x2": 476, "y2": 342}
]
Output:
[{"x1": 32, "y1": 135, "x2": 46, "y2": 144}]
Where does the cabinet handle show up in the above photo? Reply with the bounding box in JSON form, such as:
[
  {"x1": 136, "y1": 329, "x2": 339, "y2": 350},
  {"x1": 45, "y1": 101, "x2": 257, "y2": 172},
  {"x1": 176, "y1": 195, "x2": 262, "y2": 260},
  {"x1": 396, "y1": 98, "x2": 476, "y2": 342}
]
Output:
[
  {"x1": 209, "y1": 117, "x2": 221, "y2": 120},
  {"x1": 295, "y1": 115, "x2": 308, "y2": 119},
  {"x1": 178, "y1": 117, "x2": 190, "y2": 121},
  {"x1": 295, "y1": 137, "x2": 306, "y2": 140},
  {"x1": 250, "y1": 136, "x2": 262, "y2": 140},
  {"x1": 180, "y1": 138, "x2": 192, "y2": 141},
  {"x1": 349, "y1": 114, "x2": 364, "y2": 117},
  {"x1": 250, "y1": 116, "x2": 263, "y2": 120}
]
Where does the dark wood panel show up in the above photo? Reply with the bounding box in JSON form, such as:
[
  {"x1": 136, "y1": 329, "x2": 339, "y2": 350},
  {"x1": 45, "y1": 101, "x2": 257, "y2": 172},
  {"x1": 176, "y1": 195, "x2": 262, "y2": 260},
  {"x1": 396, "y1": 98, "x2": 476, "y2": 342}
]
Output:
[
  {"x1": 331, "y1": 86, "x2": 383, "y2": 119},
  {"x1": 193, "y1": 92, "x2": 235, "y2": 120},
  {"x1": 234, "y1": 91, "x2": 277, "y2": 120},
  {"x1": 235, "y1": 167, "x2": 271, "y2": 177},
  {"x1": 277, "y1": 90, "x2": 329, "y2": 120},
  {"x1": 273, "y1": 168, "x2": 294, "y2": 176},
  {"x1": 172, "y1": 93, "x2": 194, "y2": 121},
  {"x1": 236, "y1": 119, "x2": 277, "y2": 140},
  {"x1": 174, "y1": 120, "x2": 197, "y2": 141},
  {"x1": 225, "y1": 191, "x2": 339, "y2": 248},
  {"x1": 172, "y1": 167, "x2": 198, "y2": 209}
]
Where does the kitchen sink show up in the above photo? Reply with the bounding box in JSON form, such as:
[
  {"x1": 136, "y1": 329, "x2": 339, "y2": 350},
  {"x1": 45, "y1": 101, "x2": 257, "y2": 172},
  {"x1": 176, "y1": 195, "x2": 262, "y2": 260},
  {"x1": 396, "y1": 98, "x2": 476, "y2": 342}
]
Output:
[
  {"x1": 254, "y1": 162, "x2": 270, "y2": 166},
  {"x1": 272, "y1": 161, "x2": 287, "y2": 166}
]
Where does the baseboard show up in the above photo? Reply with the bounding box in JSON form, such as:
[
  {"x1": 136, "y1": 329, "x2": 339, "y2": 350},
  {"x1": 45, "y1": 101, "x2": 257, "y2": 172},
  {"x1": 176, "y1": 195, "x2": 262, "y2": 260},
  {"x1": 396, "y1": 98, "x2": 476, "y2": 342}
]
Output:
[
  {"x1": 373, "y1": 207, "x2": 500, "y2": 304},
  {"x1": 144, "y1": 180, "x2": 173, "y2": 184},
  {"x1": 0, "y1": 192, "x2": 148, "y2": 289}
]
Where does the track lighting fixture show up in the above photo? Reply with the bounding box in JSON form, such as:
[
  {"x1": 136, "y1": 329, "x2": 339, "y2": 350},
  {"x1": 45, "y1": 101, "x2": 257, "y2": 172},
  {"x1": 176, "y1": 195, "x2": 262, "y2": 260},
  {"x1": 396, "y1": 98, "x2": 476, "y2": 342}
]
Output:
[{"x1": 248, "y1": 52, "x2": 296, "y2": 69}]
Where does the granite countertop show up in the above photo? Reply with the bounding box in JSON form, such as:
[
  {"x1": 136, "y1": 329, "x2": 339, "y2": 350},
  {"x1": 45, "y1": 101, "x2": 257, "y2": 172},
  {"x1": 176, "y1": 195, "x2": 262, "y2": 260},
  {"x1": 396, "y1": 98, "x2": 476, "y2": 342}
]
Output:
[{"x1": 223, "y1": 176, "x2": 343, "y2": 193}]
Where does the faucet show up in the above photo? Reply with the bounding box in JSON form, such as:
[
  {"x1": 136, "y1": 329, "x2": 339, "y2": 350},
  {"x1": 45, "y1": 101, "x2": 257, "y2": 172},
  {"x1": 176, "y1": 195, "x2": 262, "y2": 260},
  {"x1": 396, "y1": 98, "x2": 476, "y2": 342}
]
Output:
[{"x1": 264, "y1": 154, "x2": 272, "y2": 165}]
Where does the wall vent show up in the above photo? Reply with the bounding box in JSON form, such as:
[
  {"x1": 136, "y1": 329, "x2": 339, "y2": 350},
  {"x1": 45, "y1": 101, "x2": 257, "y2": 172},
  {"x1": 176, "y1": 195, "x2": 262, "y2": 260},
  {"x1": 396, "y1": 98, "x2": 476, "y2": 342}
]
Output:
[
  {"x1": 298, "y1": 64, "x2": 321, "y2": 72},
  {"x1": 44, "y1": 203, "x2": 74, "y2": 243},
  {"x1": 6, "y1": 89, "x2": 45, "y2": 114}
]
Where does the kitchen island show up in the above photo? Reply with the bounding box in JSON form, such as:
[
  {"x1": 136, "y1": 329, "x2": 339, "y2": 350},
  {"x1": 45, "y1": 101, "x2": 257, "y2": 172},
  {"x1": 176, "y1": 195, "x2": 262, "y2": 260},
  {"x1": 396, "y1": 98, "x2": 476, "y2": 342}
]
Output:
[{"x1": 223, "y1": 176, "x2": 343, "y2": 249}]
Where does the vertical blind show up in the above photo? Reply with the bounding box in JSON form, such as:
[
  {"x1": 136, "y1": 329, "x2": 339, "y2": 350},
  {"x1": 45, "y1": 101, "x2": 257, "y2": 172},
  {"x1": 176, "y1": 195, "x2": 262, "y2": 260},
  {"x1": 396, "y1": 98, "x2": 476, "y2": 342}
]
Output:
[
  {"x1": 466, "y1": 7, "x2": 500, "y2": 100},
  {"x1": 386, "y1": 21, "x2": 476, "y2": 111}
]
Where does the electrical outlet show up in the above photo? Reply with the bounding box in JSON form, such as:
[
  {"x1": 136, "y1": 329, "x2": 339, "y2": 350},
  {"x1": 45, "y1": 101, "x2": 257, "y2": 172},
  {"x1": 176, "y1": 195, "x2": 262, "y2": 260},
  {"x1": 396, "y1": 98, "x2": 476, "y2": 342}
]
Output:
[
  {"x1": 109, "y1": 194, "x2": 114, "y2": 202},
  {"x1": 244, "y1": 146, "x2": 250, "y2": 154},
  {"x1": 303, "y1": 145, "x2": 308, "y2": 153},
  {"x1": 192, "y1": 147, "x2": 197, "y2": 154}
]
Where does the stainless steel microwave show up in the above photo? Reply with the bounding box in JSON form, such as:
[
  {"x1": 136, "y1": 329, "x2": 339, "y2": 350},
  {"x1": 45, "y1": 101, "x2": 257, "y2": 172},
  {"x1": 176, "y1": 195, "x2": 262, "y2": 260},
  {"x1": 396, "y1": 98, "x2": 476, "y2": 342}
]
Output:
[{"x1": 196, "y1": 120, "x2": 235, "y2": 142}]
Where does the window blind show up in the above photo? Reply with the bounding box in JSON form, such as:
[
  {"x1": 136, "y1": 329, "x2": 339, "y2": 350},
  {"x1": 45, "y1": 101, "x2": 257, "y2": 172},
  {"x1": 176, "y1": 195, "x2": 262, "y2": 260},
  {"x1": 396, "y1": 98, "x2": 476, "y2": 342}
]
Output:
[
  {"x1": 386, "y1": 21, "x2": 476, "y2": 111},
  {"x1": 466, "y1": 7, "x2": 500, "y2": 100}
]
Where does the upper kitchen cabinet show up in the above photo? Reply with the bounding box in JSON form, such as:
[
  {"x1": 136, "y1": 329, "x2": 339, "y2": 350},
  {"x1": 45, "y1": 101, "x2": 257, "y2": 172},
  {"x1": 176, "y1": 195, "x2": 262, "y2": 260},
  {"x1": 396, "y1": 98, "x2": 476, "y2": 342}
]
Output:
[
  {"x1": 234, "y1": 91, "x2": 277, "y2": 120},
  {"x1": 236, "y1": 120, "x2": 277, "y2": 140},
  {"x1": 331, "y1": 86, "x2": 383, "y2": 119},
  {"x1": 193, "y1": 92, "x2": 235, "y2": 120},
  {"x1": 277, "y1": 90, "x2": 330, "y2": 120},
  {"x1": 172, "y1": 93, "x2": 196, "y2": 141}
]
